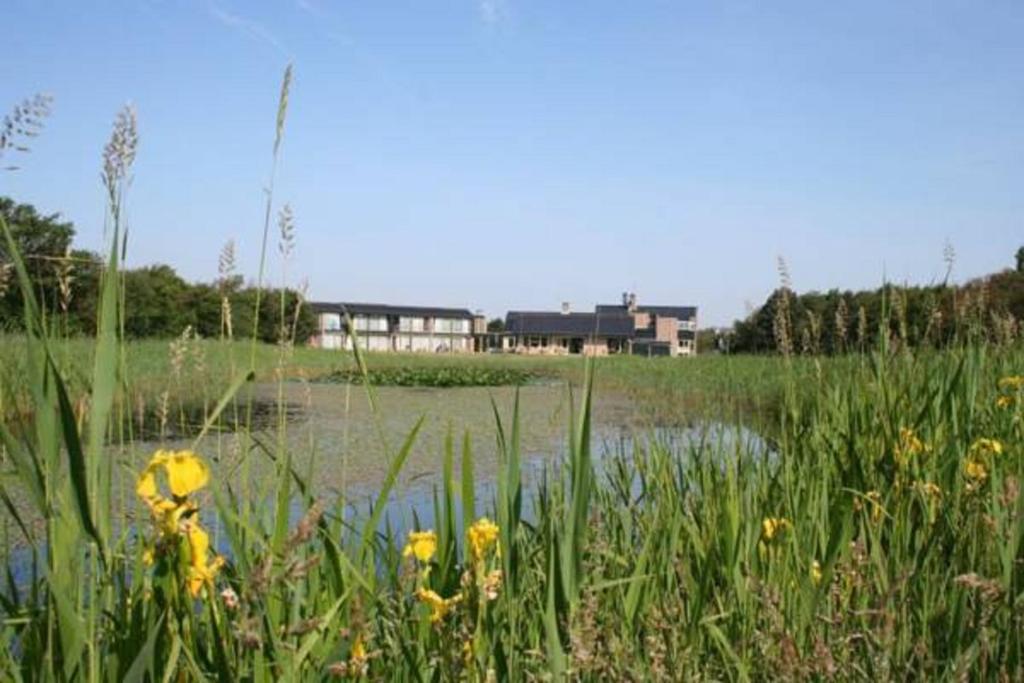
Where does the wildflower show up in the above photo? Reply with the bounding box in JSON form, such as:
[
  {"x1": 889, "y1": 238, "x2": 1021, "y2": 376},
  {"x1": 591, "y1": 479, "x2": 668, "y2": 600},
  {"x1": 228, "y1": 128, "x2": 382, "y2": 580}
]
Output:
[
  {"x1": 186, "y1": 524, "x2": 225, "y2": 597},
  {"x1": 970, "y1": 438, "x2": 1003, "y2": 458},
  {"x1": 895, "y1": 427, "x2": 927, "y2": 465},
  {"x1": 998, "y1": 376, "x2": 1024, "y2": 390},
  {"x1": 810, "y1": 560, "x2": 823, "y2": 586},
  {"x1": 351, "y1": 633, "x2": 367, "y2": 663},
  {"x1": 142, "y1": 547, "x2": 155, "y2": 566},
  {"x1": 402, "y1": 530, "x2": 438, "y2": 563},
  {"x1": 136, "y1": 449, "x2": 210, "y2": 502},
  {"x1": 914, "y1": 481, "x2": 943, "y2": 499},
  {"x1": 964, "y1": 459, "x2": 988, "y2": 482},
  {"x1": 416, "y1": 587, "x2": 462, "y2": 623},
  {"x1": 996, "y1": 395, "x2": 1013, "y2": 409},
  {"x1": 761, "y1": 517, "x2": 792, "y2": 541},
  {"x1": 467, "y1": 518, "x2": 500, "y2": 563},
  {"x1": 220, "y1": 587, "x2": 239, "y2": 610}
]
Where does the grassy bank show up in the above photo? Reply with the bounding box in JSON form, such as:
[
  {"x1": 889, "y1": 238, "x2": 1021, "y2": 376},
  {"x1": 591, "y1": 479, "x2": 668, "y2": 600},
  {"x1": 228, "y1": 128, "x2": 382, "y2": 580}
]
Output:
[{"x1": 0, "y1": 333, "x2": 819, "y2": 437}]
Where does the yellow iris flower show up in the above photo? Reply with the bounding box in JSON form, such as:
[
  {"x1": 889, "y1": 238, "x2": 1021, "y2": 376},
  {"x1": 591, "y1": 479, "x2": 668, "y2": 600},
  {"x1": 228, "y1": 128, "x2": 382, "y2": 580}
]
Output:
[
  {"x1": 964, "y1": 459, "x2": 988, "y2": 482},
  {"x1": 136, "y1": 450, "x2": 210, "y2": 506},
  {"x1": 186, "y1": 524, "x2": 225, "y2": 597},
  {"x1": 402, "y1": 530, "x2": 438, "y2": 563},
  {"x1": 415, "y1": 587, "x2": 462, "y2": 623},
  {"x1": 761, "y1": 517, "x2": 792, "y2": 541},
  {"x1": 467, "y1": 518, "x2": 500, "y2": 563},
  {"x1": 998, "y1": 376, "x2": 1024, "y2": 390},
  {"x1": 970, "y1": 438, "x2": 1003, "y2": 457}
]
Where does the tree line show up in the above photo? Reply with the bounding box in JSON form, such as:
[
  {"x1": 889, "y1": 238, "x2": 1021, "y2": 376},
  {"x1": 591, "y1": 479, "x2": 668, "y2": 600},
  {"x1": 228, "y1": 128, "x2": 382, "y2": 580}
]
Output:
[
  {"x1": 0, "y1": 197, "x2": 314, "y2": 342},
  {"x1": 726, "y1": 249, "x2": 1024, "y2": 354}
]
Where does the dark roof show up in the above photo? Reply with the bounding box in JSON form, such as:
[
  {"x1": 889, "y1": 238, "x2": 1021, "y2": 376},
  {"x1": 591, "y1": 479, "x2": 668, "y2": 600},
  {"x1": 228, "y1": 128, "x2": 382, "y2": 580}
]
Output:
[
  {"x1": 505, "y1": 311, "x2": 634, "y2": 338},
  {"x1": 309, "y1": 301, "x2": 474, "y2": 319},
  {"x1": 596, "y1": 303, "x2": 697, "y2": 319},
  {"x1": 636, "y1": 305, "x2": 697, "y2": 319}
]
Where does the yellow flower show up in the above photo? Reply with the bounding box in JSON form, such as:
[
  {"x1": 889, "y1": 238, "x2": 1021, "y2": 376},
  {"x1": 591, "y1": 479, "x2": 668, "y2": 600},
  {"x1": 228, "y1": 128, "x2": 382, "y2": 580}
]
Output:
[
  {"x1": 142, "y1": 547, "x2": 155, "y2": 566},
  {"x1": 996, "y1": 395, "x2": 1013, "y2": 409},
  {"x1": 136, "y1": 450, "x2": 210, "y2": 503},
  {"x1": 416, "y1": 587, "x2": 462, "y2": 623},
  {"x1": 895, "y1": 427, "x2": 927, "y2": 465},
  {"x1": 998, "y1": 376, "x2": 1024, "y2": 390},
  {"x1": 467, "y1": 518, "x2": 500, "y2": 563},
  {"x1": 810, "y1": 560, "x2": 823, "y2": 585},
  {"x1": 351, "y1": 633, "x2": 367, "y2": 663},
  {"x1": 964, "y1": 459, "x2": 988, "y2": 482},
  {"x1": 761, "y1": 517, "x2": 792, "y2": 541},
  {"x1": 970, "y1": 438, "x2": 1003, "y2": 458},
  {"x1": 166, "y1": 451, "x2": 211, "y2": 498},
  {"x1": 402, "y1": 530, "x2": 438, "y2": 563},
  {"x1": 915, "y1": 481, "x2": 943, "y2": 499},
  {"x1": 186, "y1": 523, "x2": 224, "y2": 597},
  {"x1": 864, "y1": 490, "x2": 884, "y2": 523}
]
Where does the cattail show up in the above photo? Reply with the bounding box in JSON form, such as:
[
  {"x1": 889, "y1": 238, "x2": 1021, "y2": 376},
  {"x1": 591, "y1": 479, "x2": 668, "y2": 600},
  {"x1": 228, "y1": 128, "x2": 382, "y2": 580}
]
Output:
[{"x1": 1, "y1": 93, "x2": 53, "y2": 170}]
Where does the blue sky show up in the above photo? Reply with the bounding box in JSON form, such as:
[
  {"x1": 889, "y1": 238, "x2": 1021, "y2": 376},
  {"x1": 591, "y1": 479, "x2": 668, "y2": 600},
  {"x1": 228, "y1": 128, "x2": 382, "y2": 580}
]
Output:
[{"x1": 3, "y1": 0, "x2": 1022, "y2": 326}]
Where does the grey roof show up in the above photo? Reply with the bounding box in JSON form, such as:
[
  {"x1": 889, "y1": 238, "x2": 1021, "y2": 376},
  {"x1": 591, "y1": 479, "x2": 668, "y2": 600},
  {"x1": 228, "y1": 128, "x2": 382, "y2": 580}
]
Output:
[
  {"x1": 636, "y1": 305, "x2": 697, "y2": 319},
  {"x1": 596, "y1": 303, "x2": 697, "y2": 319},
  {"x1": 505, "y1": 311, "x2": 634, "y2": 338},
  {"x1": 309, "y1": 301, "x2": 474, "y2": 319}
]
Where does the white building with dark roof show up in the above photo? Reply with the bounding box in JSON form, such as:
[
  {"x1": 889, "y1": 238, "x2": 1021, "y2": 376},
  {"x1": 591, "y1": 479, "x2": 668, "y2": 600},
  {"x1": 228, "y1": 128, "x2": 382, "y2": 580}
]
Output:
[
  {"x1": 503, "y1": 293, "x2": 698, "y2": 357},
  {"x1": 309, "y1": 302, "x2": 484, "y2": 353}
]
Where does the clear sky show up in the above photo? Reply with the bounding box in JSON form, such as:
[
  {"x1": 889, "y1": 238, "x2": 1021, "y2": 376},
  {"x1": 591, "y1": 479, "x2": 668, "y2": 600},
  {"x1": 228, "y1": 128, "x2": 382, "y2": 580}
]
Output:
[{"x1": 3, "y1": 0, "x2": 1022, "y2": 326}]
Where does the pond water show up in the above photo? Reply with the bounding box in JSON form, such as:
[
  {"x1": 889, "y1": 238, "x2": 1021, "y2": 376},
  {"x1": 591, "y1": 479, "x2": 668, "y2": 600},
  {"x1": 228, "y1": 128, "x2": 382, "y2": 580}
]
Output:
[{"x1": 2, "y1": 380, "x2": 764, "y2": 578}]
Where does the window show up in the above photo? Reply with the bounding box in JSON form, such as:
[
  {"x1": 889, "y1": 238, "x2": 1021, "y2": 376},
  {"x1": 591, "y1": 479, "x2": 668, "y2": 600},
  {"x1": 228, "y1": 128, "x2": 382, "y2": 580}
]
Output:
[
  {"x1": 321, "y1": 313, "x2": 342, "y2": 331},
  {"x1": 354, "y1": 315, "x2": 388, "y2": 332},
  {"x1": 399, "y1": 316, "x2": 425, "y2": 332}
]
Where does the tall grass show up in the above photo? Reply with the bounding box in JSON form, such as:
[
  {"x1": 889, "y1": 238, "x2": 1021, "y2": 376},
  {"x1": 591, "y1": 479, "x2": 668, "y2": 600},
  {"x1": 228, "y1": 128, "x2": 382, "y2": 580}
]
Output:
[{"x1": 1, "y1": 75, "x2": 1023, "y2": 681}]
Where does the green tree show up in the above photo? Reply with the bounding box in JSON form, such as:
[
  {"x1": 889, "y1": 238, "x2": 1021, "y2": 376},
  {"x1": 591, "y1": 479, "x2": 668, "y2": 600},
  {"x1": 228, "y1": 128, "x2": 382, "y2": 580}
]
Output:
[
  {"x1": 123, "y1": 264, "x2": 190, "y2": 337},
  {"x1": 0, "y1": 196, "x2": 75, "y2": 326}
]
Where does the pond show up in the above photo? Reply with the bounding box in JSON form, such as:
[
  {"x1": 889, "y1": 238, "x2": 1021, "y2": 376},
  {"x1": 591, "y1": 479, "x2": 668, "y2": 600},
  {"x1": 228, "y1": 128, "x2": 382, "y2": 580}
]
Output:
[{"x1": 1, "y1": 379, "x2": 765, "y2": 576}]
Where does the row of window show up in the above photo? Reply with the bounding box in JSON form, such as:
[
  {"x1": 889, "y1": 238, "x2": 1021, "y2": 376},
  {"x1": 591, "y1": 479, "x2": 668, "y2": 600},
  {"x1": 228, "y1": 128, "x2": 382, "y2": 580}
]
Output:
[{"x1": 320, "y1": 314, "x2": 470, "y2": 334}]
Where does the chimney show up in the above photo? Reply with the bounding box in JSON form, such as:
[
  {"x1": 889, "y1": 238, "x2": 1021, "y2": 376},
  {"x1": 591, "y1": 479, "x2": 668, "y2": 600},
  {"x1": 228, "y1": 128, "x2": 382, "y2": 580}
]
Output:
[
  {"x1": 561, "y1": 301, "x2": 571, "y2": 315},
  {"x1": 626, "y1": 292, "x2": 637, "y2": 312}
]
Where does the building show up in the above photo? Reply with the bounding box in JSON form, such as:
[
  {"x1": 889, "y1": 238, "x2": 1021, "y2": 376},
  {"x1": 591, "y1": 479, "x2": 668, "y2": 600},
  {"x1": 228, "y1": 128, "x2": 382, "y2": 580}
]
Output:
[
  {"x1": 503, "y1": 294, "x2": 698, "y2": 357},
  {"x1": 309, "y1": 302, "x2": 483, "y2": 353}
]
